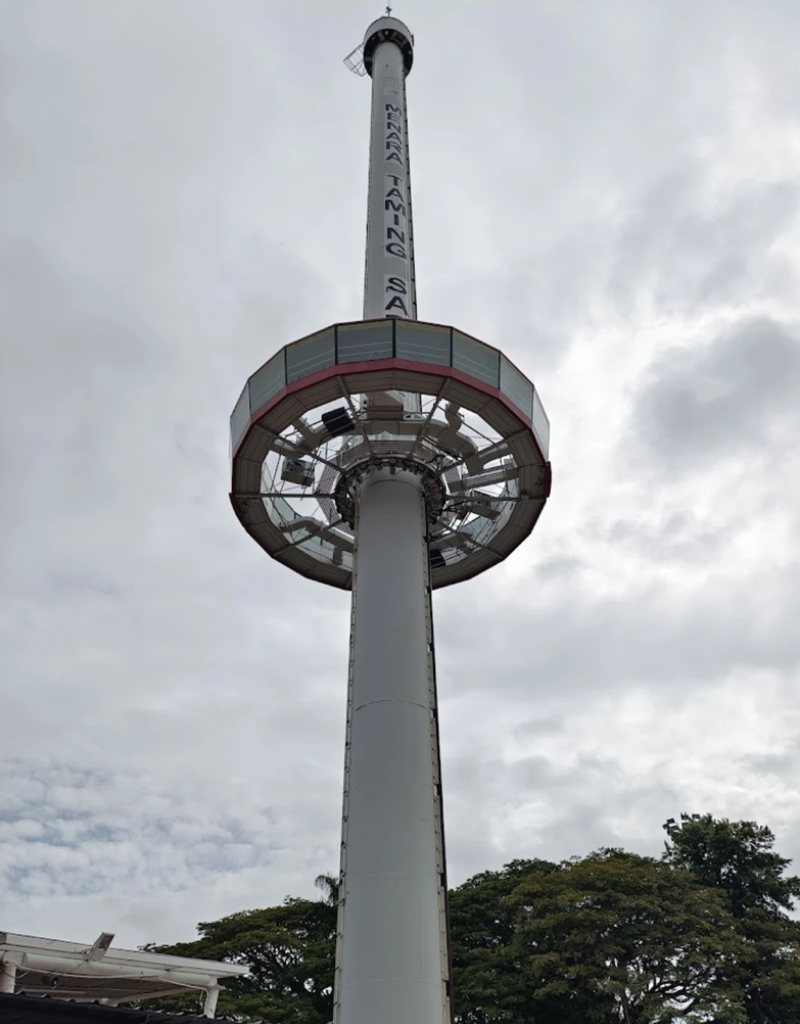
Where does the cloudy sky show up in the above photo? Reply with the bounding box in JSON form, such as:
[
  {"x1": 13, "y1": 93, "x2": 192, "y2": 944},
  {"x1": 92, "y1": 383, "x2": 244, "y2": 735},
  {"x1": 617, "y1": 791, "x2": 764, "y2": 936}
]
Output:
[{"x1": 2, "y1": 0, "x2": 800, "y2": 950}]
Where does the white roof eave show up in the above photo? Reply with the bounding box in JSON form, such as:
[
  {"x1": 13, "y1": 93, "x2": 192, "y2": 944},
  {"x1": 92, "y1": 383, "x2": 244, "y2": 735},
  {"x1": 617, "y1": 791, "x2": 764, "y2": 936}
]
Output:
[{"x1": 0, "y1": 931, "x2": 249, "y2": 981}]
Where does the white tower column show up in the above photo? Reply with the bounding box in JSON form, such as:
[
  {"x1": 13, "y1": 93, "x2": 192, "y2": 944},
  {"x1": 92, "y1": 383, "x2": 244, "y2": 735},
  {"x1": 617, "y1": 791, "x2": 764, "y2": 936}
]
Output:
[
  {"x1": 363, "y1": 19, "x2": 417, "y2": 321},
  {"x1": 335, "y1": 468, "x2": 449, "y2": 1024}
]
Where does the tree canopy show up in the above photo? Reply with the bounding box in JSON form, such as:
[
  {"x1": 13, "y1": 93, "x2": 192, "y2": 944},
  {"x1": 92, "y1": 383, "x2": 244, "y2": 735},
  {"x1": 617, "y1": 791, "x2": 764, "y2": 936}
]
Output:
[
  {"x1": 142, "y1": 815, "x2": 800, "y2": 1024},
  {"x1": 511, "y1": 849, "x2": 747, "y2": 1023},
  {"x1": 663, "y1": 814, "x2": 800, "y2": 1023}
]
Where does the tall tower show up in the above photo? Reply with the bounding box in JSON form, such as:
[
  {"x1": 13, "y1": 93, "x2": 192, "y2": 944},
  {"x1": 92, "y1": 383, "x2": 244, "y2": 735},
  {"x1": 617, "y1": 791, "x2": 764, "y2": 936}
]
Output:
[{"x1": 230, "y1": 15, "x2": 551, "y2": 1024}]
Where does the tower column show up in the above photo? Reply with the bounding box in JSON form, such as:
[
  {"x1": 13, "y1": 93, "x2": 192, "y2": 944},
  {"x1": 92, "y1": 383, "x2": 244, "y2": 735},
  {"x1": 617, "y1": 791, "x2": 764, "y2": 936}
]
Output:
[
  {"x1": 363, "y1": 22, "x2": 416, "y2": 321},
  {"x1": 336, "y1": 468, "x2": 449, "y2": 1024}
]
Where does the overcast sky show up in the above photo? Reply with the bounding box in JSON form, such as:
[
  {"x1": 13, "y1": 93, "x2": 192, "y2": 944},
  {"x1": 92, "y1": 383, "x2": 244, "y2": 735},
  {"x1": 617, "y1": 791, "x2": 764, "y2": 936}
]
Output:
[{"x1": 1, "y1": 0, "x2": 799, "y2": 950}]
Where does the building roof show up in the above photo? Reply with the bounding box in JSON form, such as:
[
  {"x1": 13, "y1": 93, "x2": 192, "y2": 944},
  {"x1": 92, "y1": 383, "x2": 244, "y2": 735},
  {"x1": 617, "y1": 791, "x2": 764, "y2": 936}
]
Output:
[{"x1": 0, "y1": 930, "x2": 248, "y2": 1011}]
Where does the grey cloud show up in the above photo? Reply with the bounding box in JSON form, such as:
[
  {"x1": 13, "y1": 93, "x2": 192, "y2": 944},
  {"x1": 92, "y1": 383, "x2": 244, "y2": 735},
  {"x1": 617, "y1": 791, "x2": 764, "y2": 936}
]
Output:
[
  {"x1": 595, "y1": 511, "x2": 744, "y2": 565},
  {"x1": 436, "y1": 557, "x2": 800, "y2": 699},
  {"x1": 2, "y1": 0, "x2": 800, "y2": 949},
  {"x1": 531, "y1": 777, "x2": 685, "y2": 865},
  {"x1": 512, "y1": 716, "x2": 566, "y2": 740},
  {"x1": 610, "y1": 176, "x2": 799, "y2": 311},
  {"x1": 627, "y1": 315, "x2": 800, "y2": 473},
  {"x1": 534, "y1": 555, "x2": 584, "y2": 580},
  {"x1": 442, "y1": 745, "x2": 683, "y2": 873},
  {"x1": 741, "y1": 746, "x2": 800, "y2": 778}
]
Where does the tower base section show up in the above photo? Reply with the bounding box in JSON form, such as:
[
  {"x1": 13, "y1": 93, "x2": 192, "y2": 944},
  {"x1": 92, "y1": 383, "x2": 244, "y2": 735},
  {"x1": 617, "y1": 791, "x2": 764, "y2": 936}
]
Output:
[{"x1": 335, "y1": 468, "x2": 450, "y2": 1024}]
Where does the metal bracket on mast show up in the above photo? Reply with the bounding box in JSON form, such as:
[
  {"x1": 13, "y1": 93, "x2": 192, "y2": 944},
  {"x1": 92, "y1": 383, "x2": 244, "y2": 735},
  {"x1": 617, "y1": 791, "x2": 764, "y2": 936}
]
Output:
[{"x1": 343, "y1": 43, "x2": 367, "y2": 76}]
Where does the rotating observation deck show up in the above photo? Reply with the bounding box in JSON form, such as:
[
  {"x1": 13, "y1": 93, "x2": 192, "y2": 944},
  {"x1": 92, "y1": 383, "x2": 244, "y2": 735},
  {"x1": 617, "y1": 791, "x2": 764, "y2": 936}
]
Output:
[{"x1": 230, "y1": 316, "x2": 551, "y2": 590}]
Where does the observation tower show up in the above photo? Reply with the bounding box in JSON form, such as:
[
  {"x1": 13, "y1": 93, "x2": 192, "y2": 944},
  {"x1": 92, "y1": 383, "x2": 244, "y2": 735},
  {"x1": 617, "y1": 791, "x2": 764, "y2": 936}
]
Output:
[{"x1": 230, "y1": 14, "x2": 551, "y2": 1024}]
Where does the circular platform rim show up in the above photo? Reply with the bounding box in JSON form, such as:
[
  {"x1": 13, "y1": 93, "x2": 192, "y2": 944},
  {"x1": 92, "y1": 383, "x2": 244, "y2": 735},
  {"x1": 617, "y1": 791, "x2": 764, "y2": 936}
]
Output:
[{"x1": 230, "y1": 322, "x2": 551, "y2": 591}]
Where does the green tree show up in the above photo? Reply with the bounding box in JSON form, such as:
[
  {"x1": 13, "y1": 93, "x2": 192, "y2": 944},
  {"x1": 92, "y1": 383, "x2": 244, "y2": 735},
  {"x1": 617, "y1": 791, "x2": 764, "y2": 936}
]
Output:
[
  {"x1": 136, "y1": 817, "x2": 799, "y2": 1024},
  {"x1": 663, "y1": 814, "x2": 800, "y2": 1024},
  {"x1": 663, "y1": 814, "x2": 800, "y2": 920},
  {"x1": 143, "y1": 880, "x2": 338, "y2": 1023},
  {"x1": 449, "y1": 858, "x2": 613, "y2": 1023},
  {"x1": 510, "y1": 849, "x2": 749, "y2": 1024},
  {"x1": 449, "y1": 859, "x2": 551, "y2": 1024}
]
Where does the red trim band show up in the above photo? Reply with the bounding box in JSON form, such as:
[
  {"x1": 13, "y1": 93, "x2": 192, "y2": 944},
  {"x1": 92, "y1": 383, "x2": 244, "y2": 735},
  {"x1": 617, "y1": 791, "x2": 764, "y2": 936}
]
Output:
[{"x1": 233, "y1": 358, "x2": 533, "y2": 461}]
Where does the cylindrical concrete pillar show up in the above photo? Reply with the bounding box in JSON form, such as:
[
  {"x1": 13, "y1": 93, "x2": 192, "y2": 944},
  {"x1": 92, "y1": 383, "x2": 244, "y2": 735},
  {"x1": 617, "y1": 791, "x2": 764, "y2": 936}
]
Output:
[{"x1": 335, "y1": 468, "x2": 448, "y2": 1024}]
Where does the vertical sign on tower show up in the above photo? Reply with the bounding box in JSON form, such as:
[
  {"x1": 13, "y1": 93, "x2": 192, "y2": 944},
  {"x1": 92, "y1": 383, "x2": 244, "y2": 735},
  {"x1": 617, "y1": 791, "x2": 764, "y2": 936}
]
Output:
[
  {"x1": 362, "y1": 23, "x2": 417, "y2": 324},
  {"x1": 383, "y1": 80, "x2": 412, "y2": 318}
]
